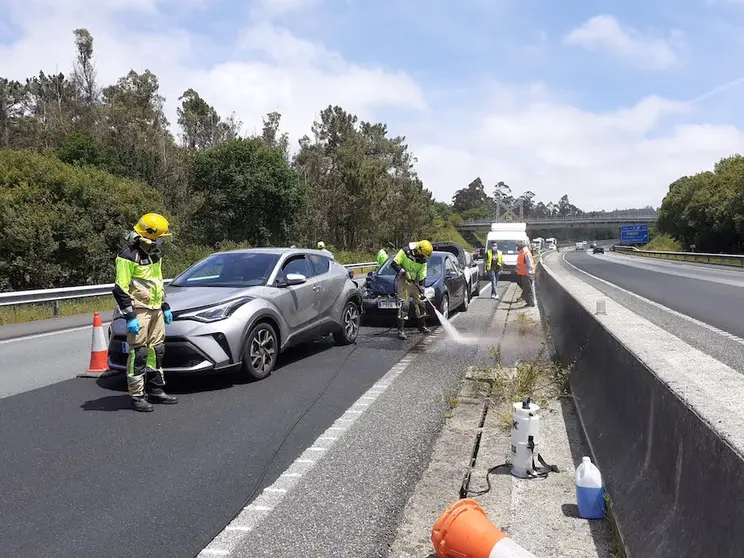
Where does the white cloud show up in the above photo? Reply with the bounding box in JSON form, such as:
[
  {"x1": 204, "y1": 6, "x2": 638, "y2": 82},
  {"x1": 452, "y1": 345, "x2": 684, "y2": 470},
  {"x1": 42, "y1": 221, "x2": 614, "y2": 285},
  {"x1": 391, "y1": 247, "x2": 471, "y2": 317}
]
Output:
[
  {"x1": 1, "y1": 2, "x2": 743, "y2": 211},
  {"x1": 564, "y1": 15, "x2": 679, "y2": 69}
]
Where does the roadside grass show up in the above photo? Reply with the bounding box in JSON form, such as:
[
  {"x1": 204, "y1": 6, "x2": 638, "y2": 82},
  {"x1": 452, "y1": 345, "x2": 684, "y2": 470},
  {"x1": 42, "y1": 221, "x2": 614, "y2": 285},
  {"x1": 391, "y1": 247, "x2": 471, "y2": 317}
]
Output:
[
  {"x1": 0, "y1": 296, "x2": 113, "y2": 326},
  {"x1": 472, "y1": 345, "x2": 572, "y2": 429}
]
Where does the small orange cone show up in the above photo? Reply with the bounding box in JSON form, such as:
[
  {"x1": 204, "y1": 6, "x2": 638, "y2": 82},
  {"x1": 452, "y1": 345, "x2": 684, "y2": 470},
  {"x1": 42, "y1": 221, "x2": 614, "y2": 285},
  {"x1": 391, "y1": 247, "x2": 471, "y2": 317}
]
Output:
[
  {"x1": 431, "y1": 499, "x2": 538, "y2": 558},
  {"x1": 78, "y1": 312, "x2": 111, "y2": 378}
]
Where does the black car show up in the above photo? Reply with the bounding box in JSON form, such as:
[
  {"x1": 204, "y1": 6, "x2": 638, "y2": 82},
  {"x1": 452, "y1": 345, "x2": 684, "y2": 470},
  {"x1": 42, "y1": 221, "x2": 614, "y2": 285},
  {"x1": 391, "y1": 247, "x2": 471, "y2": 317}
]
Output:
[
  {"x1": 431, "y1": 241, "x2": 481, "y2": 299},
  {"x1": 361, "y1": 251, "x2": 469, "y2": 322},
  {"x1": 593, "y1": 246, "x2": 605, "y2": 254}
]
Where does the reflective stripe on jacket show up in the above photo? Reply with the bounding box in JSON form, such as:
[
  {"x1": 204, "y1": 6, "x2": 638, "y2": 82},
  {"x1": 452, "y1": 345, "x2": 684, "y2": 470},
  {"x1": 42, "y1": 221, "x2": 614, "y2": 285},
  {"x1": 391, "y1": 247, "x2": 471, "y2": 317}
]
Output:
[
  {"x1": 486, "y1": 249, "x2": 503, "y2": 272},
  {"x1": 516, "y1": 248, "x2": 535, "y2": 276}
]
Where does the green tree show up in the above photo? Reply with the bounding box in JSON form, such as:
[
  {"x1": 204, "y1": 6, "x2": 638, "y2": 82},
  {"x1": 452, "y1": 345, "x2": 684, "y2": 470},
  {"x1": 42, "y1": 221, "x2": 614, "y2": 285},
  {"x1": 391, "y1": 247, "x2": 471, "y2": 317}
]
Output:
[{"x1": 190, "y1": 138, "x2": 306, "y2": 246}]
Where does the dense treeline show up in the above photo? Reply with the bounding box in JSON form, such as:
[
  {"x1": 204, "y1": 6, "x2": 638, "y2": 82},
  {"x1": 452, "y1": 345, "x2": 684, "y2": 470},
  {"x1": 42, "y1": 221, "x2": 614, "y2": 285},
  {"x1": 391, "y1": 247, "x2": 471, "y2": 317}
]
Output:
[
  {"x1": 657, "y1": 154, "x2": 744, "y2": 253},
  {"x1": 0, "y1": 29, "x2": 651, "y2": 291}
]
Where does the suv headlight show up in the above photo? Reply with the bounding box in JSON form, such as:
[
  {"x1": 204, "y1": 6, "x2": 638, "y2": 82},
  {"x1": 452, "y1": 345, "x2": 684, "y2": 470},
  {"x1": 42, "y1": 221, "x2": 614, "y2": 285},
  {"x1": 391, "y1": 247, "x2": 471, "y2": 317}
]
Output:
[
  {"x1": 424, "y1": 287, "x2": 435, "y2": 299},
  {"x1": 176, "y1": 297, "x2": 253, "y2": 323}
]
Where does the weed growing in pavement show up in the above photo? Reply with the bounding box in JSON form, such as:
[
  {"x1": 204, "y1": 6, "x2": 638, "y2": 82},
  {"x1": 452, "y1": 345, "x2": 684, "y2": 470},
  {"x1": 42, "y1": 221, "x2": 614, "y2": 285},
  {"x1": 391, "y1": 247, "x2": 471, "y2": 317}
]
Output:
[
  {"x1": 447, "y1": 397, "x2": 459, "y2": 410},
  {"x1": 471, "y1": 344, "x2": 573, "y2": 429},
  {"x1": 514, "y1": 311, "x2": 539, "y2": 335}
]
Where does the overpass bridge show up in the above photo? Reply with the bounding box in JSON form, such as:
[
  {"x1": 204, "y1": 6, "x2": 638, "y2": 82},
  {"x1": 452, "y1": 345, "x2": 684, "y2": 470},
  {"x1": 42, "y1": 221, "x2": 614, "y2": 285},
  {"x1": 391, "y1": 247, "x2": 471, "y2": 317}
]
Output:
[{"x1": 457, "y1": 214, "x2": 657, "y2": 231}]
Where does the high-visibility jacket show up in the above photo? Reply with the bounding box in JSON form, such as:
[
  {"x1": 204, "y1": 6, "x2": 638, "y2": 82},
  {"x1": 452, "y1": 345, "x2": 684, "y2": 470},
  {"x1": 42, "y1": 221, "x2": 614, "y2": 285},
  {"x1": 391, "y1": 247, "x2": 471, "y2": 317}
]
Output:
[
  {"x1": 391, "y1": 243, "x2": 427, "y2": 283},
  {"x1": 112, "y1": 245, "x2": 169, "y2": 320},
  {"x1": 486, "y1": 248, "x2": 503, "y2": 272},
  {"x1": 516, "y1": 247, "x2": 535, "y2": 276},
  {"x1": 376, "y1": 248, "x2": 388, "y2": 269}
]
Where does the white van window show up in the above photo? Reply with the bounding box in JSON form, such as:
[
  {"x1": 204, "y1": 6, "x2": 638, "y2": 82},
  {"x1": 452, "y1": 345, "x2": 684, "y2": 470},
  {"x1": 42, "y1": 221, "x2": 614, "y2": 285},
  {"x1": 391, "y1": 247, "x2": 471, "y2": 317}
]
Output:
[{"x1": 487, "y1": 239, "x2": 519, "y2": 254}]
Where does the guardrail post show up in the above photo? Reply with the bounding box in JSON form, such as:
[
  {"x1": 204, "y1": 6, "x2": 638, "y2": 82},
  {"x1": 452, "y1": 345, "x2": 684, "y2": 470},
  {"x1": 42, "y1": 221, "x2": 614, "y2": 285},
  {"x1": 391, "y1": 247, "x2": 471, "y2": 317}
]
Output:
[{"x1": 53, "y1": 300, "x2": 60, "y2": 317}]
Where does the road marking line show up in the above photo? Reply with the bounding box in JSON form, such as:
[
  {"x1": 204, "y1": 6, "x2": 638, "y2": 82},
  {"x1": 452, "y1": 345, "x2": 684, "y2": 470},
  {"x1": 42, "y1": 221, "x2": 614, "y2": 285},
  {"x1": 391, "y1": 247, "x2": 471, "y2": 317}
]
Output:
[
  {"x1": 201, "y1": 549, "x2": 229, "y2": 555},
  {"x1": 225, "y1": 526, "x2": 253, "y2": 531},
  {"x1": 264, "y1": 487, "x2": 287, "y2": 493},
  {"x1": 281, "y1": 472, "x2": 302, "y2": 477},
  {"x1": 317, "y1": 436, "x2": 338, "y2": 441},
  {"x1": 0, "y1": 322, "x2": 111, "y2": 345},
  {"x1": 295, "y1": 459, "x2": 315, "y2": 463},
  {"x1": 560, "y1": 252, "x2": 744, "y2": 347},
  {"x1": 244, "y1": 505, "x2": 272, "y2": 511},
  {"x1": 306, "y1": 447, "x2": 327, "y2": 451}
]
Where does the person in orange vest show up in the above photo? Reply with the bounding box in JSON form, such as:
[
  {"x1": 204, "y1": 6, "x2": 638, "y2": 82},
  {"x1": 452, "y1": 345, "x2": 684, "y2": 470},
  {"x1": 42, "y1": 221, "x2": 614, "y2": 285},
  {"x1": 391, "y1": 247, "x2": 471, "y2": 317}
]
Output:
[{"x1": 516, "y1": 240, "x2": 536, "y2": 307}]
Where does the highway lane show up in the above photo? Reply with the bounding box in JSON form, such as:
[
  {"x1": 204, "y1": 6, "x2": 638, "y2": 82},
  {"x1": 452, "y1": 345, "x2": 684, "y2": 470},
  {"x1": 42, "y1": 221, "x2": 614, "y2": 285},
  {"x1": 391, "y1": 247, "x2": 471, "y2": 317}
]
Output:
[
  {"x1": 563, "y1": 250, "x2": 744, "y2": 338},
  {"x1": 0, "y1": 279, "x2": 501, "y2": 558},
  {"x1": 553, "y1": 250, "x2": 744, "y2": 374}
]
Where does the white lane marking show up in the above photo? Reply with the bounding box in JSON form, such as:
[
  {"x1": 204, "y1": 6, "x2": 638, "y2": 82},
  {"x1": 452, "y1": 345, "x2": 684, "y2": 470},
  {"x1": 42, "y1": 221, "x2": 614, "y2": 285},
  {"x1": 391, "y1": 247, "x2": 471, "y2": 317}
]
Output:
[
  {"x1": 561, "y1": 252, "x2": 744, "y2": 347},
  {"x1": 594, "y1": 251, "x2": 744, "y2": 288},
  {"x1": 0, "y1": 322, "x2": 111, "y2": 345},
  {"x1": 197, "y1": 289, "x2": 499, "y2": 557}
]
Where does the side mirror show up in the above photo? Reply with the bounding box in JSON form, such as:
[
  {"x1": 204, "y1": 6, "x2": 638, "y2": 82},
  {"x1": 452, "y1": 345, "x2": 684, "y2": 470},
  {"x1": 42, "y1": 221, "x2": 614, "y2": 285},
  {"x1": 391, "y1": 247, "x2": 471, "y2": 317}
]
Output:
[
  {"x1": 446, "y1": 270, "x2": 459, "y2": 278},
  {"x1": 367, "y1": 271, "x2": 374, "y2": 277},
  {"x1": 284, "y1": 273, "x2": 307, "y2": 286}
]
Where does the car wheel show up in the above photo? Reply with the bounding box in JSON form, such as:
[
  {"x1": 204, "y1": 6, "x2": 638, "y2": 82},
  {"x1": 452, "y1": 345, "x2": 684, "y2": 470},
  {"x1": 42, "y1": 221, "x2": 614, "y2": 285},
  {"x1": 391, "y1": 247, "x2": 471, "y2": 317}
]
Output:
[
  {"x1": 334, "y1": 300, "x2": 361, "y2": 345},
  {"x1": 241, "y1": 322, "x2": 278, "y2": 380},
  {"x1": 461, "y1": 288, "x2": 469, "y2": 312},
  {"x1": 473, "y1": 277, "x2": 480, "y2": 296},
  {"x1": 440, "y1": 293, "x2": 450, "y2": 320}
]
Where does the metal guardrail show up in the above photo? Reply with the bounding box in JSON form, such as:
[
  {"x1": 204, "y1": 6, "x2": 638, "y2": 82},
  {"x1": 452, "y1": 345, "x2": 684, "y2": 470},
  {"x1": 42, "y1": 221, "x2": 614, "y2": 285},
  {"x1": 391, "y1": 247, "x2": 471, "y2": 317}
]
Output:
[
  {"x1": 0, "y1": 261, "x2": 378, "y2": 312},
  {"x1": 613, "y1": 246, "x2": 744, "y2": 266},
  {"x1": 460, "y1": 215, "x2": 657, "y2": 227}
]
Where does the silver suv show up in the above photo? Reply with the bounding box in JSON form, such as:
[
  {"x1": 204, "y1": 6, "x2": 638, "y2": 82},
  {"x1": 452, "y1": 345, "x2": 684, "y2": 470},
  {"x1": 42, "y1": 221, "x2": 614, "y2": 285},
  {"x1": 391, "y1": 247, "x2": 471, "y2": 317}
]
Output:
[{"x1": 107, "y1": 248, "x2": 363, "y2": 380}]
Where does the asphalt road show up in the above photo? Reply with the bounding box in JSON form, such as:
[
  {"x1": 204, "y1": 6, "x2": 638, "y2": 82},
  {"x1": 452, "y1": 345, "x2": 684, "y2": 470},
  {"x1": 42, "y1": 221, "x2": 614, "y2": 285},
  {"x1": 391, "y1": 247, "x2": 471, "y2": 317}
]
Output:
[
  {"x1": 556, "y1": 250, "x2": 744, "y2": 373},
  {"x1": 0, "y1": 279, "x2": 511, "y2": 558}
]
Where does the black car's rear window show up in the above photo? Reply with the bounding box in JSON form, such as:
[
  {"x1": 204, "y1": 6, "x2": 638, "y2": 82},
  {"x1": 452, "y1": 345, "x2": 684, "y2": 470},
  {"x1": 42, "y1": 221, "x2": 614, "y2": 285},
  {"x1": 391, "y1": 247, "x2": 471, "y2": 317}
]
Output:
[{"x1": 171, "y1": 252, "x2": 280, "y2": 287}]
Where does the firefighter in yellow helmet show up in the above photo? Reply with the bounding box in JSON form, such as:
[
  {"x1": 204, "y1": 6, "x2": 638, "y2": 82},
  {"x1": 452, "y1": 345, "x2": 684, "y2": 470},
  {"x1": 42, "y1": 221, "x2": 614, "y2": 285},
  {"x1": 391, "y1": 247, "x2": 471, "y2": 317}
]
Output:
[
  {"x1": 389, "y1": 240, "x2": 433, "y2": 340},
  {"x1": 112, "y1": 213, "x2": 178, "y2": 412}
]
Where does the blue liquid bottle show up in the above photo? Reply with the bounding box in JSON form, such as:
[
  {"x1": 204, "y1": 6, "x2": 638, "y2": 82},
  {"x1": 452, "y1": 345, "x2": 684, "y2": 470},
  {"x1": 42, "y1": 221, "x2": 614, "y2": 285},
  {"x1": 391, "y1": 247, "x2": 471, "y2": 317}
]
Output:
[{"x1": 576, "y1": 456, "x2": 605, "y2": 519}]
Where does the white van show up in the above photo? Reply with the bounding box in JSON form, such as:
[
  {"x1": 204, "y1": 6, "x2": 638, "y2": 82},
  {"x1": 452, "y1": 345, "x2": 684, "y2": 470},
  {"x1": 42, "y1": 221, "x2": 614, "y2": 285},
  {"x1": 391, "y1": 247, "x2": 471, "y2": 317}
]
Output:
[{"x1": 486, "y1": 223, "x2": 530, "y2": 278}]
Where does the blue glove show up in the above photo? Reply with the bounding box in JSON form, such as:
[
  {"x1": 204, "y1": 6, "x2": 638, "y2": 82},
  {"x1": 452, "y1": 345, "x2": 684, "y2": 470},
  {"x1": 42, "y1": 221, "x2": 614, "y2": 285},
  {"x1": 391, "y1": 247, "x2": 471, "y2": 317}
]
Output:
[
  {"x1": 163, "y1": 309, "x2": 173, "y2": 324},
  {"x1": 126, "y1": 318, "x2": 140, "y2": 334}
]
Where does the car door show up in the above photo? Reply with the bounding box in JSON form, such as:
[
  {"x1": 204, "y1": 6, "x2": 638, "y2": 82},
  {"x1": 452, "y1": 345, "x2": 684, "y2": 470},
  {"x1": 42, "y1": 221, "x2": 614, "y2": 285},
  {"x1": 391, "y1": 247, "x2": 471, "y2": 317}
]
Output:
[
  {"x1": 277, "y1": 255, "x2": 322, "y2": 331},
  {"x1": 444, "y1": 256, "x2": 464, "y2": 305},
  {"x1": 308, "y1": 254, "x2": 339, "y2": 319}
]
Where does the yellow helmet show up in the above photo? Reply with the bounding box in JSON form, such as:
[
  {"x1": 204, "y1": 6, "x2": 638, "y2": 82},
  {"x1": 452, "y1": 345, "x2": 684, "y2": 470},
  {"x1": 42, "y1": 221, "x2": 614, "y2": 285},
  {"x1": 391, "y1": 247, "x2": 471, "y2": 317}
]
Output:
[
  {"x1": 415, "y1": 240, "x2": 433, "y2": 258},
  {"x1": 133, "y1": 213, "x2": 171, "y2": 240}
]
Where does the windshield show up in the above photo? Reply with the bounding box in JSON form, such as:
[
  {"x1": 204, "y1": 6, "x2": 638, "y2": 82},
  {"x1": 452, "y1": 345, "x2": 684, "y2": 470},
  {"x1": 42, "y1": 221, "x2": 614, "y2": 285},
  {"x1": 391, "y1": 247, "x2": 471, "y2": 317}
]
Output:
[
  {"x1": 171, "y1": 252, "x2": 280, "y2": 288},
  {"x1": 487, "y1": 239, "x2": 519, "y2": 255},
  {"x1": 377, "y1": 254, "x2": 444, "y2": 277}
]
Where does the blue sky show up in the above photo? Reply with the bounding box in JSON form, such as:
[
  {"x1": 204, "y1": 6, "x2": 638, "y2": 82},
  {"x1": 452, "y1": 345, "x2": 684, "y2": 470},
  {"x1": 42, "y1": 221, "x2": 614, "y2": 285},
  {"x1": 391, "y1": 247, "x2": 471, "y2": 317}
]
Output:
[{"x1": 2, "y1": 0, "x2": 744, "y2": 210}]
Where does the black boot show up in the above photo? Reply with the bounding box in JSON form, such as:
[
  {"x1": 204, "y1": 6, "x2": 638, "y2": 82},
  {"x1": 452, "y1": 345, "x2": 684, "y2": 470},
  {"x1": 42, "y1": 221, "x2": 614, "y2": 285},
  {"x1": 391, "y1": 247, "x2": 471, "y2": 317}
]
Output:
[
  {"x1": 397, "y1": 318, "x2": 407, "y2": 340},
  {"x1": 131, "y1": 396, "x2": 154, "y2": 412},
  {"x1": 147, "y1": 388, "x2": 178, "y2": 404},
  {"x1": 417, "y1": 317, "x2": 431, "y2": 334}
]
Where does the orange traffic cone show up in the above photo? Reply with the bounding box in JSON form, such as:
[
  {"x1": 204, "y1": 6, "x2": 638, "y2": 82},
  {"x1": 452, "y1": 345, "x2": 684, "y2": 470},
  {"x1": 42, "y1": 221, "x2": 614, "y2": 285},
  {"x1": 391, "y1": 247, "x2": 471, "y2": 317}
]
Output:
[
  {"x1": 78, "y1": 312, "x2": 111, "y2": 378},
  {"x1": 431, "y1": 499, "x2": 538, "y2": 558}
]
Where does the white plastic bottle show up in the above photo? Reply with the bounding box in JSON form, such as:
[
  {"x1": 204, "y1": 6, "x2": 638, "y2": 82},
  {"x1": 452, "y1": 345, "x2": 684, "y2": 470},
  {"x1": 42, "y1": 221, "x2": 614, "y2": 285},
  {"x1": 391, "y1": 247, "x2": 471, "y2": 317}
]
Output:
[{"x1": 576, "y1": 456, "x2": 605, "y2": 519}]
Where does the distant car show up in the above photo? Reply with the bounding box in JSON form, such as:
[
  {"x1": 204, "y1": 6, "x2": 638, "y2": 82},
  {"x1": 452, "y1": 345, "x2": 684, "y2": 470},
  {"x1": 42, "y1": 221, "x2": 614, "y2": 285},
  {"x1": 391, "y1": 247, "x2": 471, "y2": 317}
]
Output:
[
  {"x1": 107, "y1": 248, "x2": 363, "y2": 381},
  {"x1": 431, "y1": 241, "x2": 481, "y2": 299},
  {"x1": 593, "y1": 246, "x2": 605, "y2": 254},
  {"x1": 361, "y1": 251, "x2": 469, "y2": 322}
]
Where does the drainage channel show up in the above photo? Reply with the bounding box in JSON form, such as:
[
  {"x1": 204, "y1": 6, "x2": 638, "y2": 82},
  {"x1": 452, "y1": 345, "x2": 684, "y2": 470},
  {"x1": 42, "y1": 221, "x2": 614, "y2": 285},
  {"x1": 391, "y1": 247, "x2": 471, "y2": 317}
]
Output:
[{"x1": 458, "y1": 293, "x2": 516, "y2": 498}]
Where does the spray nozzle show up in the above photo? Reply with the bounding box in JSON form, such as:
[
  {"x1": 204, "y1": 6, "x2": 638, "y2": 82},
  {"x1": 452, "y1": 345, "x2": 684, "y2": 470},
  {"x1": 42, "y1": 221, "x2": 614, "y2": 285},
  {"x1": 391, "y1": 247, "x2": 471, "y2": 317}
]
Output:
[{"x1": 521, "y1": 396, "x2": 531, "y2": 409}]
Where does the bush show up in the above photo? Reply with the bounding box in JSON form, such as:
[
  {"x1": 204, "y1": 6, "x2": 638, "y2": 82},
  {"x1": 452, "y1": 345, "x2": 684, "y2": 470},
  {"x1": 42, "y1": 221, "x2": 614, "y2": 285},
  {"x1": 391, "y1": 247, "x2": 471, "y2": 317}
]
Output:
[
  {"x1": 643, "y1": 234, "x2": 683, "y2": 252},
  {"x1": 0, "y1": 150, "x2": 166, "y2": 290}
]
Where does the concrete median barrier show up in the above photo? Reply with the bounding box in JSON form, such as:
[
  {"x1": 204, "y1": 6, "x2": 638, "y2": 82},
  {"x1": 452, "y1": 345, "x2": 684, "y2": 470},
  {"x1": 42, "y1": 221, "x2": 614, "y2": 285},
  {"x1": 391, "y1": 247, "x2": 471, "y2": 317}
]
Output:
[{"x1": 537, "y1": 255, "x2": 744, "y2": 558}]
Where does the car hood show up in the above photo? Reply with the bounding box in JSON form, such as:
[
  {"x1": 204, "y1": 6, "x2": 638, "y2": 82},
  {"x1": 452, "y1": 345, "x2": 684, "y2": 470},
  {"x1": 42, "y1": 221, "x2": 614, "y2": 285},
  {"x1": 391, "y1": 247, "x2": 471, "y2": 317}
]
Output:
[
  {"x1": 364, "y1": 274, "x2": 440, "y2": 294},
  {"x1": 164, "y1": 285, "x2": 259, "y2": 311}
]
